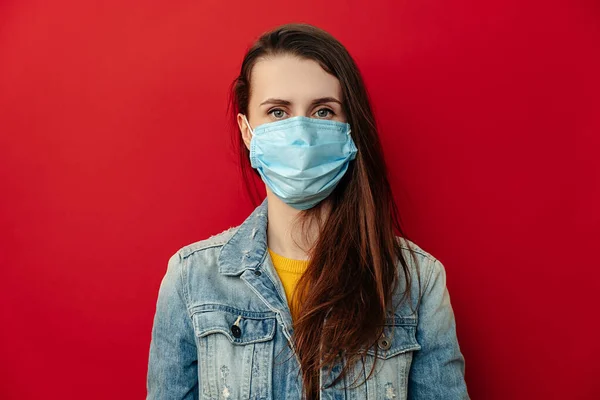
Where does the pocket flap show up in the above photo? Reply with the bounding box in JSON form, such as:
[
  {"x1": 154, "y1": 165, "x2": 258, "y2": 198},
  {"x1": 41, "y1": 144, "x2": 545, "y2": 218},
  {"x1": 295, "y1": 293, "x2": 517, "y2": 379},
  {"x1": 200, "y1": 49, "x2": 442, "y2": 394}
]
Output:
[
  {"x1": 192, "y1": 307, "x2": 277, "y2": 345},
  {"x1": 366, "y1": 315, "x2": 421, "y2": 359}
]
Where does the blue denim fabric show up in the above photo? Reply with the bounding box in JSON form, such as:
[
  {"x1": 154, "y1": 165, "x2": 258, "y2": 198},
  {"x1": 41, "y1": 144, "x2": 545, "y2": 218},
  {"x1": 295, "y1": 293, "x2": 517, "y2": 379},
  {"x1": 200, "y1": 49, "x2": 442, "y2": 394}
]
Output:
[{"x1": 147, "y1": 198, "x2": 470, "y2": 399}]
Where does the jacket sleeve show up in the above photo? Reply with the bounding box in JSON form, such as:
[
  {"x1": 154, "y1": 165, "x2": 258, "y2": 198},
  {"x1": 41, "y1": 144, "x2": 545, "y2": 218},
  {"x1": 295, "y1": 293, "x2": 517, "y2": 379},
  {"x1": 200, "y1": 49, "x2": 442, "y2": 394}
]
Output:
[
  {"x1": 147, "y1": 251, "x2": 199, "y2": 399},
  {"x1": 408, "y1": 257, "x2": 470, "y2": 399}
]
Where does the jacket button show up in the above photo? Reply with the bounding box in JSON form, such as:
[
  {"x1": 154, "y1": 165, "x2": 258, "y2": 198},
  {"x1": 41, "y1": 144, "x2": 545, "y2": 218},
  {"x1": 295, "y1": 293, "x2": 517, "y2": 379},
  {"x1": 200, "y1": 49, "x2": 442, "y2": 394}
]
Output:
[
  {"x1": 378, "y1": 336, "x2": 392, "y2": 350},
  {"x1": 231, "y1": 325, "x2": 241, "y2": 338},
  {"x1": 254, "y1": 269, "x2": 262, "y2": 276}
]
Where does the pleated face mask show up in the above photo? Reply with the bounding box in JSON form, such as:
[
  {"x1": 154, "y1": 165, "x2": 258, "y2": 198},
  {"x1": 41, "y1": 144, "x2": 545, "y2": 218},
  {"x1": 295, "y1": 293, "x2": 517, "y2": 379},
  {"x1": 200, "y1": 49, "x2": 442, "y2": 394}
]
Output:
[{"x1": 242, "y1": 115, "x2": 358, "y2": 210}]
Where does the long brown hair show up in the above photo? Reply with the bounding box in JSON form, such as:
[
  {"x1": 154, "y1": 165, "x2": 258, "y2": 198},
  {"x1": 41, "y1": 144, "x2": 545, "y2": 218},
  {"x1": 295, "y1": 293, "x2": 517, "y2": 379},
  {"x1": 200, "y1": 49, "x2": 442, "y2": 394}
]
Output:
[{"x1": 228, "y1": 23, "x2": 421, "y2": 399}]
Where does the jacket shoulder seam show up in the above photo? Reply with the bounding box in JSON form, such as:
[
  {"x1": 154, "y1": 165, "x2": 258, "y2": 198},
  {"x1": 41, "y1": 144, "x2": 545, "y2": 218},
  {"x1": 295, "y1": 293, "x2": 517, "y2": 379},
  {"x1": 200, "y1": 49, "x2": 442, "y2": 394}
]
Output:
[
  {"x1": 397, "y1": 236, "x2": 440, "y2": 263},
  {"x1": 177, "y1": 251, "x2": 192, "y2": 309},
  {"x1": 178, "y1": 226, "x2": 241, "y2": 260},
  {"x1": 399, "y1": 244, "x2": 436, "y2": 260}
]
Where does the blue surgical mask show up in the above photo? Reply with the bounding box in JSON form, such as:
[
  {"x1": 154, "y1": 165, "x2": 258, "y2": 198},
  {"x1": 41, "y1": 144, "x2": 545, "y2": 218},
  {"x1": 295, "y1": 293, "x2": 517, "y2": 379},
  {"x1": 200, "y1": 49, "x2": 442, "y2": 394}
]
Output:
[{"x1": 242, "y1": 115, "x2": 358, "y2": 210}]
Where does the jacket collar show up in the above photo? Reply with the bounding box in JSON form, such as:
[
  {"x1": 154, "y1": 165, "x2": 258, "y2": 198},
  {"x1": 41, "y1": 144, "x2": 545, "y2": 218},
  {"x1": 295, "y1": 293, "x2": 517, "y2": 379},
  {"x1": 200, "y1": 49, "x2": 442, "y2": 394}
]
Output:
[{"x1": 218, "y1": 197, "x2": 269, "y2": 275}]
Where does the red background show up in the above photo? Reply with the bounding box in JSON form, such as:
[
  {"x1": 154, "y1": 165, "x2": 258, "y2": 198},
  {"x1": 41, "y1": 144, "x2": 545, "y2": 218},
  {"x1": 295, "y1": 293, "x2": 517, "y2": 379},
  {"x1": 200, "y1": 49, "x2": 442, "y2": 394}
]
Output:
[{"x1": 1, "y1": 0, "x2": 598, "y2": 398}]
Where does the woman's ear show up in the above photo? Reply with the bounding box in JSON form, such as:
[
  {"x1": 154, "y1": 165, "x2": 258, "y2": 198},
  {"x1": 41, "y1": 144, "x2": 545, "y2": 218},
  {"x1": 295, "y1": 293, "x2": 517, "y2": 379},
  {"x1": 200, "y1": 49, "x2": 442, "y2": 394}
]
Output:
[{"x1": 236, "y1": 113, "x2": 252, "y2": 151}]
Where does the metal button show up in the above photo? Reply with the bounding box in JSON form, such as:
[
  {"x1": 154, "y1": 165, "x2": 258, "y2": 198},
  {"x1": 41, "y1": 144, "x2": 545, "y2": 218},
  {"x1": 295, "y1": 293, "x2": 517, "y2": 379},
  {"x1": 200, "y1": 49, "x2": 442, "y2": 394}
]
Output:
[
  {"x1": 231, "y1": 324, "x2": 241, "y2": 338},
  {"x1": 254, "y1": 269, "x2": 262, "y2": 276},
  {"x1": 231, "y1": 315, "x2": 242, "y2": 338},
  {"x1": 378, "y1": 335, "x2": 392, "y2": 350}
]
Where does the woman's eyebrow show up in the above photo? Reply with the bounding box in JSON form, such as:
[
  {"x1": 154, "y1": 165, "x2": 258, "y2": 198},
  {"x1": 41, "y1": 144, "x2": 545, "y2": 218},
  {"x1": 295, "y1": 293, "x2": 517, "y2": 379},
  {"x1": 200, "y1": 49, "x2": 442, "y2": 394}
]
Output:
[
  {"x1": 259, "y1": 97, "x2": 342, "y2": 107},
  {"x1": 259, "y1": 98, "x2": 292, "y2": 106},
  {"x1": 310, "y1": 97, "x2": 342, "y2": 106}
]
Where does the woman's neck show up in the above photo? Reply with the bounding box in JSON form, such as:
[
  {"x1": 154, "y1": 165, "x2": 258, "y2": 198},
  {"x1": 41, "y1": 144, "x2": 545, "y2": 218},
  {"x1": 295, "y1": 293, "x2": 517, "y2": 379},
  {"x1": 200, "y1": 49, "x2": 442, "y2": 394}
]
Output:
[{"x1": 265, "y1": 190, "x2": 329, "y2": 261}]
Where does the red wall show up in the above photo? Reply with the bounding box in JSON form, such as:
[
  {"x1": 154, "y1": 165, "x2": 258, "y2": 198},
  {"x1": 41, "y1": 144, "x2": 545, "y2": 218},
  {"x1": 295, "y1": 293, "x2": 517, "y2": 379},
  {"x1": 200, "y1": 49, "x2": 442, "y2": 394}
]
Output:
[{"x1": 1, "y1": 0, "x2": 598, "y2": 398}]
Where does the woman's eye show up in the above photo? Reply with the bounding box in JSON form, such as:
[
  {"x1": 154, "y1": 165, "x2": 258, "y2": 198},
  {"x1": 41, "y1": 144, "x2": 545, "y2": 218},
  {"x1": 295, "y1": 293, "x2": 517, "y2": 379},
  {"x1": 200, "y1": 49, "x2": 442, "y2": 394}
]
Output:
[
  {"x1": 269, "y1": 109, "x2": 287, "y2": 119},
  {"x1": 315, "y1": 108, "x2": 334, "y2": 118}
]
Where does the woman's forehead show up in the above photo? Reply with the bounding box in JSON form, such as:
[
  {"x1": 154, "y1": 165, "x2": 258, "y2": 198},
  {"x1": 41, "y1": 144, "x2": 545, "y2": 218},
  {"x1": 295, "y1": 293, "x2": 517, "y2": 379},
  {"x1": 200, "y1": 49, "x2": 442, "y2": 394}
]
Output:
[{"x1": 250, "y1": 55, "x2": 342, "y2": 105}]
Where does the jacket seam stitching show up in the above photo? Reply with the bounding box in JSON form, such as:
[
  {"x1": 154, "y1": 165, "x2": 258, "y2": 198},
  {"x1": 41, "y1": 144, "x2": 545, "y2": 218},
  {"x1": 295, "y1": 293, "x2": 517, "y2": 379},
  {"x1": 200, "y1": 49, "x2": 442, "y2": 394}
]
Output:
[
  {"x1": 422, "y1": 256, "x2": 438, "y2": 300},
  {"x1": 177, "y1": 251, "x2": 192, "y2": 317},
  {"x1": 181, "y1": 242, "x2": 228, "y2": 260},
  {"x1": 400, "y1": 246, "x2": 432, "y2": 259}
]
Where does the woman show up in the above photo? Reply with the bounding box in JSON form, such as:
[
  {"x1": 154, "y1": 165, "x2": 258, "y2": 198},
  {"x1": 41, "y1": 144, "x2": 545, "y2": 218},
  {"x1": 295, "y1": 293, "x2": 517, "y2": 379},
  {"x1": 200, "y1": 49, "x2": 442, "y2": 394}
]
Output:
[{"x1": 147, "y1": 23, "x2": 469, "y2": 400}]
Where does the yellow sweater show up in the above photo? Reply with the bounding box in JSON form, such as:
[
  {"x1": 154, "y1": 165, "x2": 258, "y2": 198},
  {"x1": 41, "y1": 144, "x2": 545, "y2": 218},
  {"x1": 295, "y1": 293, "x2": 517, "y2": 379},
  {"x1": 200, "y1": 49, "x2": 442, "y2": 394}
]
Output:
[{"x1": 268, "y1": 248, "x2": 310, "y2": 322}]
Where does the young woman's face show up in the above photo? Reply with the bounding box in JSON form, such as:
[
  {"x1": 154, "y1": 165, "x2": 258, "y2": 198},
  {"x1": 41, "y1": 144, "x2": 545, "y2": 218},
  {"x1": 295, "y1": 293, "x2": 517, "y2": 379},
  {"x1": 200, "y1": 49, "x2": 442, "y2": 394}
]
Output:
[{"x1": 237, "y1": 55, "x2": 347, "y2": 150}]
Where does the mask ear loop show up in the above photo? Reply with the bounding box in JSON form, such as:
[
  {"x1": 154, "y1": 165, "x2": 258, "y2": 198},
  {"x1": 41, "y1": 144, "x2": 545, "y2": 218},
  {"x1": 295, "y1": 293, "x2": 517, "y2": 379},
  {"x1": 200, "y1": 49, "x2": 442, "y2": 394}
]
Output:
[{"x1": 242, "y1": 114, "x2": 255, "y2": 136}]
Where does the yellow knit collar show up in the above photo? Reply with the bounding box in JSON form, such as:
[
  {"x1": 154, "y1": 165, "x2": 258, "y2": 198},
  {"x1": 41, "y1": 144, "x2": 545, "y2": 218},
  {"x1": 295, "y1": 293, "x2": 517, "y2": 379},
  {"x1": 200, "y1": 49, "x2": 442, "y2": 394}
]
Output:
[{"x1": 268, "y1": 248, "x2": 310, "y2": 274}]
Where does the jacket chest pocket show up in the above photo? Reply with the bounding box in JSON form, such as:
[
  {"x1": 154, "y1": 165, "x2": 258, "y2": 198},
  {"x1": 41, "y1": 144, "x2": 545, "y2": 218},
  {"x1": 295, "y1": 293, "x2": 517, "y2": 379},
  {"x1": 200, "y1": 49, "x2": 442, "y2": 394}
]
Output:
[
  {"x1": 353, "y1": 316, "x2": 422, "y2": 400},
  {"x1": 192, "y1": 306, "x2": 277, "y2": 400}
]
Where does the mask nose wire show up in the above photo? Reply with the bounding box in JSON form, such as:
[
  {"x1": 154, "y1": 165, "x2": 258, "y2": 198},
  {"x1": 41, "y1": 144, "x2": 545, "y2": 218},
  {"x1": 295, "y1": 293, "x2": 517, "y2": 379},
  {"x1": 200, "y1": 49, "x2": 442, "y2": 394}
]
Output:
[
  {"x1": 242, "y1": 114, "x2": 254, "y2": 136},
  {"x1": 244, "y1": 114, "x2": 353, "y2": 137}
]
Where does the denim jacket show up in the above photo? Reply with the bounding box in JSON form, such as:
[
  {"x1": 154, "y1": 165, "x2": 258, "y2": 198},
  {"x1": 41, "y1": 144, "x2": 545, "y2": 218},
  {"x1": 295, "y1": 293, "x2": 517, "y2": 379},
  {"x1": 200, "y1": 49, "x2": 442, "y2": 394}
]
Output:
[{"x1": 147, "y1": 198, "x2": 469, "y2": 399}]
